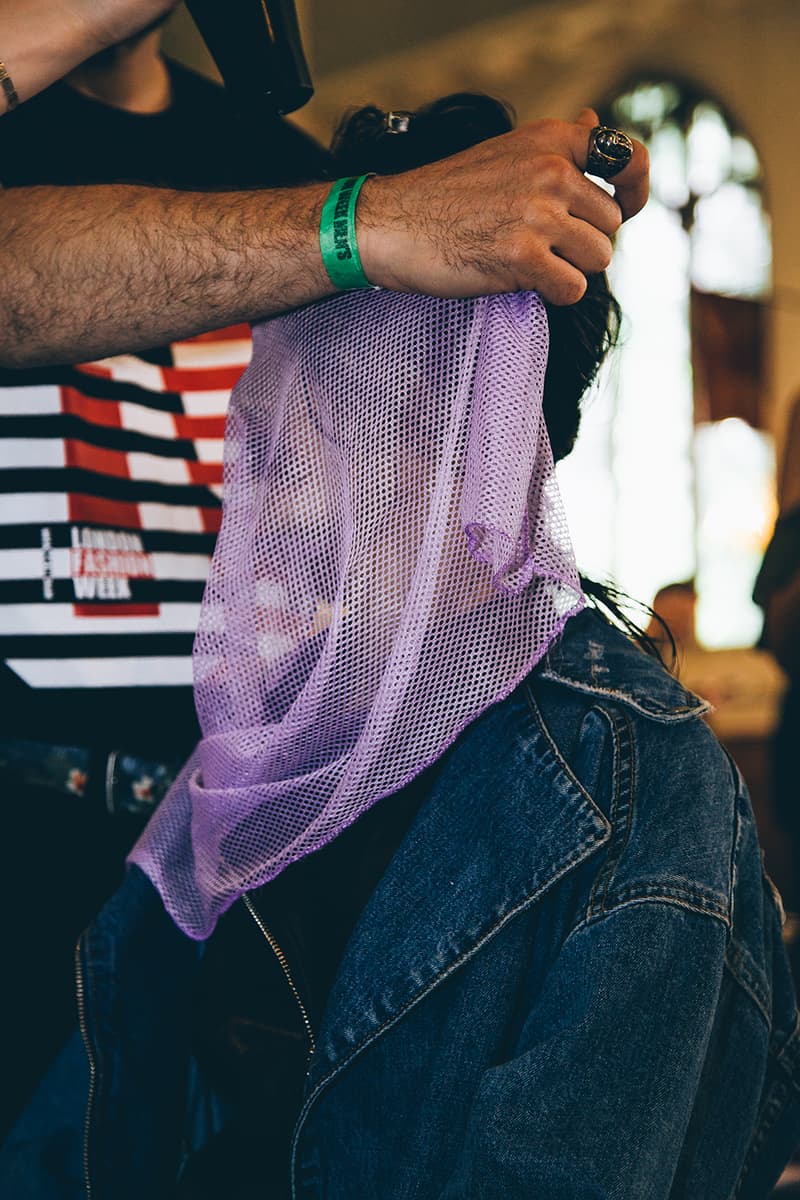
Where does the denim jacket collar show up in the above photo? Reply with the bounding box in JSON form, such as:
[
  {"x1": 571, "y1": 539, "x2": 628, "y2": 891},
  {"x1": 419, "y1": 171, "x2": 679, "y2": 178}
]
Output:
[
  {"x1": 308, "y1": 684, "x2": 611, "y2": 1089},
  {"x1": 539, "y1": 609, "x2": 711, "y2": 723}
]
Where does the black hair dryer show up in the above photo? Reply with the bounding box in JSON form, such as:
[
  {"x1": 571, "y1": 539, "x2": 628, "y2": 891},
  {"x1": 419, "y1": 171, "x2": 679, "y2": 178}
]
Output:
[{"x1": 185, "y1": 0, "x2": 314, "y2": 117}]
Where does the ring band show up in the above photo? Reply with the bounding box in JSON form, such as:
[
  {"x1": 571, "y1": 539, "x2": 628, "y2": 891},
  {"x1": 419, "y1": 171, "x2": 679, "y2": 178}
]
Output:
[{"x1": 586, "y1": 126, "x2": 634, "y2": 180}]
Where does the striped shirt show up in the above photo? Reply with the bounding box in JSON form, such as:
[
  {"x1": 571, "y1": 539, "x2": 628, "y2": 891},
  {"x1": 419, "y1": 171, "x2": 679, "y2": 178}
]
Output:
[
  {"x1": 0, "y1": 326, "x2": 252, "y2": 692},
  {"x1": 0, "y1": 328, "x2": 252, "y2": 749},
  {"x1": 0, "y1": 61, "x2": 328, "y2": 752}
]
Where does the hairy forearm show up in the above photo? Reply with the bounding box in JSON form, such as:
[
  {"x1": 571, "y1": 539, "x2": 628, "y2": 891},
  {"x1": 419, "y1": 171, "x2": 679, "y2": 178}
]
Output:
[
  {"x1": 0, "y1": 113, "x2": 651, "y2": 367},
  {"x1": 0, "y1": 182, "x2": 336, "y2": 366}
]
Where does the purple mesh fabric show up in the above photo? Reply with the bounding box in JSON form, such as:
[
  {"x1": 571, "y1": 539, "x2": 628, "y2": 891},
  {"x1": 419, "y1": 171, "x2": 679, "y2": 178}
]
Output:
[{"x1": 130, "y1": 289, "x2": 584, "y2": 939}]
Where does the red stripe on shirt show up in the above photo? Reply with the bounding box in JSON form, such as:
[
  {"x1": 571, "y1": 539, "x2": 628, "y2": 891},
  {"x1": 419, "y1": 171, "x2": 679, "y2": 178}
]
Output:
[
  {"x1": 68, "y1": 495, "x2": 143, "y2": 528},
  {"x1": 73, "y1": 603, "x2": 160, "y2": 618},
  {"x1": 173, "y1": 415, "x2": 227, "y2": 439},
  {"x1": 68, "y1": 494, "x2": 222, "y2": 533},
  {"x1": 61, "y1": 388, "x2": 122, "y2": 428},
  {"x1": 65, "y1": 440, "x2": 130, "y2": 478},
  {"x1": 161, "y1": 365, "x2": 246, "y2": 392},
  {"x1": 200, "y1": 508, "x2": 222, "y2": 534},
  {"x1": 74, "y1": 362, "x2": 114, "y2": 379},
  {"x1": 187, "y1": 462, "x2": 224, "y2": 485}
]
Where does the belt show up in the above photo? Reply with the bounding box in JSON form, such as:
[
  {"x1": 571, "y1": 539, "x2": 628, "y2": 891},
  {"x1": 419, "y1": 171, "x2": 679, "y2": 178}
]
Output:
[{"x1": 0, "y1": 738, "x2": 183, "y2": 817}]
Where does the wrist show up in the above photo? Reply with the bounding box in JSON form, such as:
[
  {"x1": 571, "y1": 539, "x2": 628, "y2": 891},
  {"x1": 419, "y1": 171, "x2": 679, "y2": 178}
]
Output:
[
  {"x1": 354, "y1": 174, "x2": 407, "y2": 293},
  {"x1": 319, "y1": 175, "x2": 375, "y2": 291},
  {"x1": 248, "y1": 182, "x2": 339, "y2": 313}
]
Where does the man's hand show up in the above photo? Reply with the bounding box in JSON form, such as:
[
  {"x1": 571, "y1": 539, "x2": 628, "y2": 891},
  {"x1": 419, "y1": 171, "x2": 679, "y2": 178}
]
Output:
[
  {"x1": 0, "y1": 110, "x2": 648, "y2": 367},
  {"x1": 358, "y1": 108, "x2": 649, "y2": 306}
]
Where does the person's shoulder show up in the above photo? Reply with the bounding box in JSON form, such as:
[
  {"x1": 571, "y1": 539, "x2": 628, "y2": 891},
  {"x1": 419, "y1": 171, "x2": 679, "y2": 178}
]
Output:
[
  {"x1": 530, "y1": 608, "x2": 739, "y2": 926},
  {"x1": 531, "y1": 605, "x2": 734, "y2": 834},
  {"x1": 536, "y1": 606, "x2": 710, "y2": 726}
]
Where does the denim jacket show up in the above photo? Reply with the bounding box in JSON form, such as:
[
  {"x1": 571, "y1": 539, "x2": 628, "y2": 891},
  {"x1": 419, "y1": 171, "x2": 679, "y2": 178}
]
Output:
[{"x1": 4, "y1": 608, "x2": 800, "y2": 1199}]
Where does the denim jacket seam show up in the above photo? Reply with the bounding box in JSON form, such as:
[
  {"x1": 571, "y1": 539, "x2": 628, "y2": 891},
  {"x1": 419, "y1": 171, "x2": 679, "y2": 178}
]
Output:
[
  {"x1": 569, "y1": 891, "x2": 732, "y2": 941},
  {"x1": 522, "y1": 682, "x2": 612, "y2": 821},
  {"x1": 537, "y1": 669, "x2": 710, "y2": 724},
  {"x1": 735, "y1": 1090, "x2": 788, "y2": 1198},
  {"x1": 587, "y1": 708, "x2": 636, "y2": 919},
  {"x1": 724, "y1": 756, "x2": 773, "y2": 1028},
  {"x1": 727, "y1": 754, "x2": 746, "y2": 931},
  {"x1": 290, "y1": 830, "x2": 608, "y2": 1199},
  {"x1": 774, "y1": 1016, "x2": 800, "y2": 1088},
  {"x1": 604, "y1": 880, "x2": 730, "y2": 920},
  {"x1": 763, "y1": 867, "x2": 788, "y2": 928},
  {"x1": 725, "y1": 938, "x2": 772, "y2": 1025},
  {"x1": 733, "y1": 1018, "x2": 800, "y2": 1197}
]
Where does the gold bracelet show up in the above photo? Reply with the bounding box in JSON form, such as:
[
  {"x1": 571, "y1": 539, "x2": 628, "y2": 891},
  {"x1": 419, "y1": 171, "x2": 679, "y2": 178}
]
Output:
[{"x1": 0, "y1": 61, "x2": 19, "y2": 113}]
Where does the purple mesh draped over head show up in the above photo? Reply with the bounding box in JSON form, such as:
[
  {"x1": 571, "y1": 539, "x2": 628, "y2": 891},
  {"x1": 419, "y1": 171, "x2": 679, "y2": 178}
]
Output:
[{"x1": 130, "y1": 290, "x2": 584, "y2": 939}]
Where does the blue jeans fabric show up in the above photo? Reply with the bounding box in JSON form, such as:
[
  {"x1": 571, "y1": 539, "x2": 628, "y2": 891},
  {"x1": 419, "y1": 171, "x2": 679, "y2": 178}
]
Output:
[{"x1": 3, "y1": 608, "x2": 800, "y2": 1199}]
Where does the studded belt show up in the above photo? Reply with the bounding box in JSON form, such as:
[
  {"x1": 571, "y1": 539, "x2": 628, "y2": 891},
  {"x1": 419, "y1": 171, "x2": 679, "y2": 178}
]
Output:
[{"x1": 0, "y1": 738, "x2": 183, "y2": 817}]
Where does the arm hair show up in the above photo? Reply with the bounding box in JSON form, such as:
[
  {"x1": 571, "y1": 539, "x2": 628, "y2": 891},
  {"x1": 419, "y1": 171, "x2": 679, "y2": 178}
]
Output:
[{"x1": 0, "y1": 181, "x2": 334, "y2": 367}]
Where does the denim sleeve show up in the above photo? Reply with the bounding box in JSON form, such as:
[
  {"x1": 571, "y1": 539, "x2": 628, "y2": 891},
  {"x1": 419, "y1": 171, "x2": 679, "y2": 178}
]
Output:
[{"x1": 438, "y1": 899, "x2": 727, "y2": 1200}]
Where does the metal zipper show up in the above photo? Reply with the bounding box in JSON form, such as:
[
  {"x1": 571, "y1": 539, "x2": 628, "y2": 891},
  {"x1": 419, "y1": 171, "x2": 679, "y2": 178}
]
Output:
[
  {"x1": 242, "y1": 893, "x2": 316, "y2": 1059},
  {"x1": 74, "y1": 937, "x2": 97, "y2": 1200}
]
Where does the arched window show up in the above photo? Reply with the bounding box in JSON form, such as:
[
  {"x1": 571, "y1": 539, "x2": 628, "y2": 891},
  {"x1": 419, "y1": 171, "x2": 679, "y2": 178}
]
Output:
[{"x1": 557, "y1": 78, "x2": 774, "y2": 647}]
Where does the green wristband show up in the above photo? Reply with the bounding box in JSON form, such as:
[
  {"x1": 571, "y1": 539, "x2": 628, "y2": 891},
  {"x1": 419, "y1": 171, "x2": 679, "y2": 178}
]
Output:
[{"x1": 319, "y1": 174, "x2": 373, "y2": 290}]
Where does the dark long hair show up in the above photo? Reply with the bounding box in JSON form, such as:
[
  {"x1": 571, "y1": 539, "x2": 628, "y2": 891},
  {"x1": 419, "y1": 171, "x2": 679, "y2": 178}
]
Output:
[{"x1": 331, "y1": 93, "x2": 670, "y2": 661}]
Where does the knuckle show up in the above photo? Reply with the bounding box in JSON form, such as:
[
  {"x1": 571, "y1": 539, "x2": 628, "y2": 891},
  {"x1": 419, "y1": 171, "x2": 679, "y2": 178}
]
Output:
[
  {"x1": 513, "y1": 239, "x2": 555, "y2": 291},
  {"x1": 607, "y1": 204, "x2": 623, "y2": 234},
  {"x1": 525, "y1": 117, "x2": 562, "y2": 142},
  {"x1": 559, "y1": 274, "x2": 588, "y2": 305},
  {"x1": 537, "y1": 154, "x2": 572, "y2": 188},
  {"x1": 524, "y1": 195, "x2": 563, "y2": 233},
  {"x1": 505, "y1": 233, "x2": 537, "y2": 273},
  {"x1": 596, "y1": 238, "x2": 614, "y2": 271}
]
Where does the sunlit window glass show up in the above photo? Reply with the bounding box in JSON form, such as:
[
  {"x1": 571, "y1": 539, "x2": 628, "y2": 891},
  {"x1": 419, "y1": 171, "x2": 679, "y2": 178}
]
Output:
[{"x1": 557, "y1": 79, "x2": 774, "y2": 649}]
